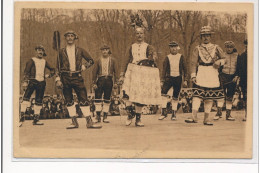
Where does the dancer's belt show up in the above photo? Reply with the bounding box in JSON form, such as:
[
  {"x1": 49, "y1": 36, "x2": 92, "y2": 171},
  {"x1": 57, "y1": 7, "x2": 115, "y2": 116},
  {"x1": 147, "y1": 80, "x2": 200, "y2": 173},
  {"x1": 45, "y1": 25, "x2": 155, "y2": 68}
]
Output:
[
  {"x1": 61, "y1": 71, "x2": 81, "y2": 77},
  {"x1": 199, "y1": 62, "x2": 214, "y2": 66},
  {"x1": 98, "y1": 75, "x2": 113, "y2": 79}
]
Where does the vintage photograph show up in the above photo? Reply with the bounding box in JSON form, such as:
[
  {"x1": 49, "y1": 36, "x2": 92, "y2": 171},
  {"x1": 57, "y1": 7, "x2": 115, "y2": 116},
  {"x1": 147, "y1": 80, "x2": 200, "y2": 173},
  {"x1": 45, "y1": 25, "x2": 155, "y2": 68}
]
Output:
[{"x1": 13, "y1": 2, "x2": 253, "y2": 158}]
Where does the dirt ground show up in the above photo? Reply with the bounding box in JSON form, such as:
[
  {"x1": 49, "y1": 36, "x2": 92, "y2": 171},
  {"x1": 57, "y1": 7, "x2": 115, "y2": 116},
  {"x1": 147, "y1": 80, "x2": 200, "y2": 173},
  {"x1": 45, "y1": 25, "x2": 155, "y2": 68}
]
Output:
[{"x1": 19, "y1": 110, "x2": 248, "y2": 158}]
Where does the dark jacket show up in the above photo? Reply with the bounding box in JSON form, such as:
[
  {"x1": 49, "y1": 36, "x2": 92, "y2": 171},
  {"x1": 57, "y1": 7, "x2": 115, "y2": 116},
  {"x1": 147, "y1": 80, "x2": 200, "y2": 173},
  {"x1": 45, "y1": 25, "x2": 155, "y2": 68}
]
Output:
[
  {"x1": 92, "y1": 56, "x2": 119, "y2": 83},
  {"x1": 24, "y1": 58, "x2": 54, "y2": 81},
  {"x1": 236, "y1": 51, "x2": 247, "y2": 86},
  {"x1": 57, "y1": 46, "x2": 94, "y2": 72},
  {"x1": 121, "y1": 44, "x2": 155, "y2": 74},
  {"x1": 161, "y1": 54, "x2": 187, "y2": 82}
]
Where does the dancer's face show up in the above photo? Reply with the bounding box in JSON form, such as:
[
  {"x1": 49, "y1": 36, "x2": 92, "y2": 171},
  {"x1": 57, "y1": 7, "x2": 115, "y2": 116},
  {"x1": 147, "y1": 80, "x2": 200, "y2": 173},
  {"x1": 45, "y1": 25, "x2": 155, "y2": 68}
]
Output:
[
  {"x1": 35, "y1": 49, "x2": 44, "y2": 58},
  {"x1": 65, "y1": 34, "x2": 76, "y2": 45},
  {"x1": 169, "y1": 46, "x2": 178, "y2": 54},
  {"x1": 225, "y1": 46, "x2": 234, "y2": 54},
  {"x1": 101, "y1": 49, "x2": 110, "y2": 57},
  {"x1": 135, "y1": 29, "x2": 144, "y2": 42},
  {"x1": 201, "y1": 34, "x2": 211, "y2": 44}
]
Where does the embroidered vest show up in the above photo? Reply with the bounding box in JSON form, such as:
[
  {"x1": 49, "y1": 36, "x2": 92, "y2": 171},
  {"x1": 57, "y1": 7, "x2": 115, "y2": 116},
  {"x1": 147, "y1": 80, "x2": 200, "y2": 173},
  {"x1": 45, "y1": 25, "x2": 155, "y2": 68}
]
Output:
[
  {"x1": 131, "y1": 42, "x2": 148, "y2": 64},
  {"x1": 222, "y1": 53, "x2": 238, "y2": 75},
  {"x1": 101, "y1": 57, "x2": 111, "y2": 76},
  {"x1": 198, "y1": 44, "x2": 217, "y2": 63}
]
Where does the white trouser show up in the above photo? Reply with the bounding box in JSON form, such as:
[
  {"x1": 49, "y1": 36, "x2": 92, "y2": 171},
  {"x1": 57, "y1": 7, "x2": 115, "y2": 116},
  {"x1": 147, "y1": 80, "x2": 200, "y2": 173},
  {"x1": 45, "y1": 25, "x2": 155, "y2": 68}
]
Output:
[
  {"x1": 81, "y1": 106, "x2": 91, "y2": 117},
  {"x1": 204, "y1": 100, "x2": 213, "y2": 113},
  {"x1": 103, "y1": 103, "x2": 110, "y2": 113},
  {"x1": 192, "y1": 97, "x2": 202, "y2": 111},
  {"x1": 217, "y1": 99, "x2": 225, "y2": 108},
  {"x1": 95, "y1": 103, "x2": 102, "y2": 112},
  {"x1": 95, "y1": 102, "x2": 110, "y2": 113},
  {"x1": 193, "y1": 97, "x2": 213, "y2": 113},
  {"x1": 171, "y1": 99, "x2": 178, "y2": 111},
  {"x1": 67, "y1": 106, "x2": 77, "y2": 117},
  {"x1": 226, "y1": 100, "x2": 233, "y2": 110}
]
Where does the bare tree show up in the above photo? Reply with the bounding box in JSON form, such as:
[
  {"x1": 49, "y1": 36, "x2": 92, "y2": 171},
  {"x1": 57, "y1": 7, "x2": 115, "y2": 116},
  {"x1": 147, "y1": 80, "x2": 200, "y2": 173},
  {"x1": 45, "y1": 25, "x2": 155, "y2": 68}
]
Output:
[{"x1": 20, "y1": 8, "x2": 248, "y2": 94}]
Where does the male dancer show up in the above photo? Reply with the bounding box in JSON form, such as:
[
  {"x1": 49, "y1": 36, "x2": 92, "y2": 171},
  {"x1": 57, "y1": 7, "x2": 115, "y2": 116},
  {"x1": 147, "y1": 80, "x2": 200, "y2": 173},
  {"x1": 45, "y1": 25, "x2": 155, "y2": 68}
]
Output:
[
  {"x1": 120, "y1": 27, "x2": 159, "y2": 127},
  {"x1": 55, "y1": 31, "x2": 101, "y2": 129},
  {"x1": 214, "y1": 41, "x2": 238, "y2": 121},
  {"x1": 159, "y1": 41, "x2": 188, "y2": 120},
  {"x1": 92, "y1": 45, "x2": 119, "y2": 123},
  {"x1": 20, "y1": 45, "x2": 55, "y2": 125},
  {"x1": 185, "y1": 26, "x2": 226, "y2": 126}
]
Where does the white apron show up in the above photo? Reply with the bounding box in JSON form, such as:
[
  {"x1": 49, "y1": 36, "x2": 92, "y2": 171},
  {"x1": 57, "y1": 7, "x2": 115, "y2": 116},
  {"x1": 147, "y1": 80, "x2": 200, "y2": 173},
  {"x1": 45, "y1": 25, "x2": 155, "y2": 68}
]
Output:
[
  {"x1": 122, "y1": 63, "x2": 162, "y2": 105},
  {"x1": 196, "y1": 65, "x2": 220, "y2": 88},
  {"x1": 196, "y1": 44, "x2": 220, "y2": 88}
]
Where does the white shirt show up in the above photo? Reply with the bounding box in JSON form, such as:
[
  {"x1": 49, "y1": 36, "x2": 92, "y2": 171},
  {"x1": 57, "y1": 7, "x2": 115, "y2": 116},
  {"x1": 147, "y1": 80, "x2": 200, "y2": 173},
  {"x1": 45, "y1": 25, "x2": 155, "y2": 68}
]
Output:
[
  {"x1": 168, "y1": 53, "x2": 181, "y2": 77},
  {"x1": 32, "y1": 57, "x2": 46, "y2": 82},
  {"x1": 66, "y1": 44, "x2": 76, "y2": 71},
  {"x1": 131, "y1": 42, "x2": 148, "y2": 64}
]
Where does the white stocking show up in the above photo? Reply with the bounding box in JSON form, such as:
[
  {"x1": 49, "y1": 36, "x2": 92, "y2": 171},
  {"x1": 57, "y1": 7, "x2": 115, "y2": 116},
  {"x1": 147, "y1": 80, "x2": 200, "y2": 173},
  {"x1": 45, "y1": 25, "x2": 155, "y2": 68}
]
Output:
[
  {"x1": 67, "y1": 106, "x2": 77, "y2": 117},
  {"x1": 81, "y1": 106, "x2": 91, "y2": 117}
]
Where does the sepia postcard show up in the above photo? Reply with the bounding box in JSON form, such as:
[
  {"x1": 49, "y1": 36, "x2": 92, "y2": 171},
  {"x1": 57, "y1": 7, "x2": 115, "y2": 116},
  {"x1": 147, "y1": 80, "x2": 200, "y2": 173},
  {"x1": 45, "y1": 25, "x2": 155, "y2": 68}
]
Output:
[{"x1": 13, "y1": 1, "x2": 254, "y2": 159}]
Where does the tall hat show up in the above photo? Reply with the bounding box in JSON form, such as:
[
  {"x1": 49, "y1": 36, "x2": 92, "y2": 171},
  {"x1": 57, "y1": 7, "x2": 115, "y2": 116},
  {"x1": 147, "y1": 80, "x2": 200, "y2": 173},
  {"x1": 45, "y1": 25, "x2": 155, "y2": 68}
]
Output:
[
  {"x1": 64, "y1": 30, "x2": 79, "y2": 39},
  {"x1": 200, "y1": 26, "x2": 214, "y2": 35},
  {"x1": 35, "y1": 45, "x2": 47, "y2": 56},
  {"x1": 224, "y1": 41, "x2": 235, "y2": 48},
  {"x1": 168, "y1": 41, "x2": 180, "y2": 50}
]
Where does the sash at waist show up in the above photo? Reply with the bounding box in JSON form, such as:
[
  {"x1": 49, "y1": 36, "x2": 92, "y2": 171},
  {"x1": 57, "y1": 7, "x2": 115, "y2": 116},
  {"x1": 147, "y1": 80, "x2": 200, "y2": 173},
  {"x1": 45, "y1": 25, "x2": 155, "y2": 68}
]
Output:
[{"x1": 198, "y1": 62, "x2": 214, "y2": 66}]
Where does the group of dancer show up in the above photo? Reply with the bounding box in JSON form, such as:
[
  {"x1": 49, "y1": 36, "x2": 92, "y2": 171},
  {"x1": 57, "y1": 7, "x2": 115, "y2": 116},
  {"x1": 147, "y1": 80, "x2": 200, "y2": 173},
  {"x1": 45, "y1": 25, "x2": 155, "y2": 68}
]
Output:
[{"x1": 19, "y1": 25, "x2": 248, "y2": 129}]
